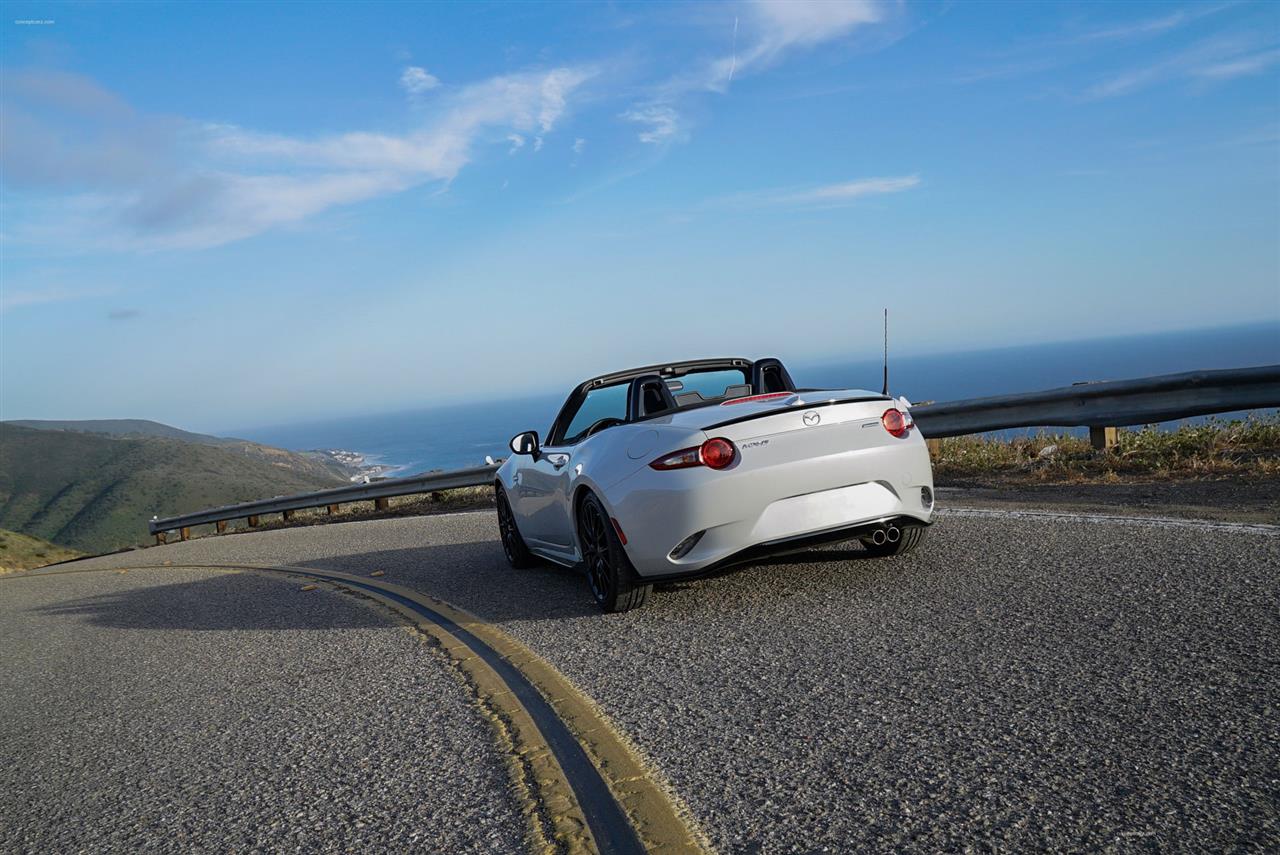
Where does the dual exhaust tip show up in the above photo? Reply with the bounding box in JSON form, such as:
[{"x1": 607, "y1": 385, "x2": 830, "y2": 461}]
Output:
[{"x1": 870, "y1": 525, "x2": 901, "y2": 546}]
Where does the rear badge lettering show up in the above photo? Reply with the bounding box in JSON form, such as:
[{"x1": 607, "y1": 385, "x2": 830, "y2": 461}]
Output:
[{"x1": 740, "y1": 439, "x2": 770, "y2": 449}]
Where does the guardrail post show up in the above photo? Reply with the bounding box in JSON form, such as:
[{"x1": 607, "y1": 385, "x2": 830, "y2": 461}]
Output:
[
  {"x1": 1089, "y1": 426, "x2": 1118, "y2": 451},
  {"x1": 283, "y1": 510, "x2": 295, "y2": 522},
  {"x1": 327, "y1": 504, "x2": 340, "y2": 515},
  {"x1": 248, "y1": 515, "x2": 260, "y2": 527},
  {"x1": 374, "y1": 498, "x2": 390, "y2": 511},
  {"x1": 180, "y1": 526, "x2": 190, "y2": 541},
  {"x1": 926, "y1": 438, "x2": 941, "y2": 457},
  {"x1": 155, "y1": 532, "x2": 167, "y2": 546},
  {"x1": 215, "y1": 520, "x2": 227, "y2": 534}
]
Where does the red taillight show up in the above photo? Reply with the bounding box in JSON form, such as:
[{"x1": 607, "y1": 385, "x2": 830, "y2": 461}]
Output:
[
  {"x1": 720, "y1": 391, "x2": 794, "y2": 406},
  {"x1": 700, "y1": 438, "x2": 736, "y2": 469},
  {"x1": 881, "y1": 408, "x2": 912, "y2": 438},
  {"x1": 649, "y1": 437, "x2": 738, "y2": 470}
]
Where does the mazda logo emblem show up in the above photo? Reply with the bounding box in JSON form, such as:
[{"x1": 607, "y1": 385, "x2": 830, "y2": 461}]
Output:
[{"x1": 802, "y1": 411, "x2": 821, "y2": 426}]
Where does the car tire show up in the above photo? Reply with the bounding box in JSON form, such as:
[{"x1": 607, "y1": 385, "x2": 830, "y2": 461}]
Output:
[
  {"x1": 496, "y1": 486, "x2": 537, "y2": 569},
  {"x1": 858, "y1": 524, "x2": 928, "y2": 558},
  {"x1": 577, "y1": 492, "x2": 651, "y2": 613}
]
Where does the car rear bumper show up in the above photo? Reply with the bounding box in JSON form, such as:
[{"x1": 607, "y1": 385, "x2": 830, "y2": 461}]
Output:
[
  {"x1": 607, "y1": 438, "x2": 934, "y2": 578},
  {"x1": 639, "y1": 514, "x2": 930, "y2": 582}
]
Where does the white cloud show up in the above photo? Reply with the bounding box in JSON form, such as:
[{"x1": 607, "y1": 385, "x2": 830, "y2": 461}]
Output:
[
  {"x1": 4, "y1": 66, "x2": 594, "y2": 250},
  {"x1": 1192, "y1": 48, "x2": 1280, "y2": 80},
  {"x1": 701, "y1": 0, "x2": 884, "y2": 93},
  {"x1": 535, "y1": 68, "x2": 582, "y2": 133},
  {"x1": 533, "y1": 136, "x2": 544, "y2": 152},
  {"x1": 399, "y1": 66, "x2": 440, "y2": 95},
  {"x1": 721, "y1": 174, "x2": 920, "y2": 209},
  {"x1": 572, "y1": 137, "x2": 586, "y2": 154},
  {"x1": 0, "y1": 282, "x2": 116, "y2": 313},
  {"x1": 622, "y1": 105, "x2": 682, "y2": 145},
  {"x1": 1075, "y1": 4, "x2": 1230, "y2": 43},
  {"x1": 779, "y1": 175, "x2": 920, "y2": 205},
  {"x1": 623, "y1": 0, "x2": 886, "y2": 144},
  {"x1": 1084, "y1": 35, "x2": 1279, "y2": 99},
  {"x1": 507, "y1": 133, "x2": 526, "y2": 154}
]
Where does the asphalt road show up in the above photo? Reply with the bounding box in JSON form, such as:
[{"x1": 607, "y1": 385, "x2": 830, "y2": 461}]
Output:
[
  {"x1": 0, "y1": 567, "x2": 528, "y2": 854},
  {"x1": 5, "y1": 509, "x2": 1278, "y2": 853}
]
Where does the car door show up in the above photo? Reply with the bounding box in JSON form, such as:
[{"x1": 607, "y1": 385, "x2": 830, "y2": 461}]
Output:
[
  {"x1": 516, "y1": 446, "x2": 575, "y2": 550},
  {"x1": 521, "y1": 382, "x2": 628, "y2": 552}
]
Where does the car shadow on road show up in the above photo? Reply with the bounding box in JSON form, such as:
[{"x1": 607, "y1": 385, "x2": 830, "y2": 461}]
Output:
[
  {"x1": 32, "y1": 570, "x2": 390, "y2": 631},
  {"x1": 293, "y1": 539, "x2": 604, "y2": 623},
  {"x1": 292, "y1": 536, "x2": 882, "y2": 623},
  {"x1": 31, "y1": 535, "x2": 884, "y2": 631}
]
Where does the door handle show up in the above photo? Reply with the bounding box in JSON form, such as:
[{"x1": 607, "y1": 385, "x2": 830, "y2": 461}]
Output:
[{"x1": 546, "y1": 453, "x2": 570, "y2": 469}]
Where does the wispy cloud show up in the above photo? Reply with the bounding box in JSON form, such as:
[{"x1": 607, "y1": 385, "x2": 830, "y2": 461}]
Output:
[
  {"x1": 1192, "y1": 47, "x2": 1280, "y2": 80},
  {"x1": 622, "y1": 104, "x2": 683, "y2": 145},
  {"x1": 3, "y1": 66, "x2": 594, "y2": 250},
  {"x1": 399, "y1": 66, "x2": 440, "y2": 95},
  {"x1": 107, "y1": 308, "x2": 141, "y2": 321},
  {"x1": 1084, "y1": 34, "x2": 1279, "y2": 99},
  {"x1": 702, "y1": 0, "x2": 884, "y2": 93},
  {"x1": 719, "y1": 174, "x2": 920, "y2": 210},
  {"x1": 1074, "y1": 4, "x2": 1231, "y2": 43},
  {"x1": 1223, "y1": 123, "x2": 1280, "y2": 147},
  {"x1": 624, "y1": 0, "x2": 889, "y2": 144},
  {"x1": 955, "y1": 4, "x2": 1240, "y2": 87},
  {"x1": 0, "y1": 282, "x2": 115, "y2": 313}
]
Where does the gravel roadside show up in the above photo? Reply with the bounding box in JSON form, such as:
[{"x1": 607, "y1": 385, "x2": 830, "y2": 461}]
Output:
[{"x1": 0, "y1": 567, "x2": 529, "y2": 854}]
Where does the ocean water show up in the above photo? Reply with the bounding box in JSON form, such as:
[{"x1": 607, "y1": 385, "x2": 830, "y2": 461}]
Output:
[{"x1": 233, "y1": 322, "x2": 1279, "y2": 476}]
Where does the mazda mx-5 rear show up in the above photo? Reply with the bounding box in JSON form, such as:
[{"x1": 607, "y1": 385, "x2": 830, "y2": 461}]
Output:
[{"x1": 606, "y1": 390, "x2": 934, "y2": 577}]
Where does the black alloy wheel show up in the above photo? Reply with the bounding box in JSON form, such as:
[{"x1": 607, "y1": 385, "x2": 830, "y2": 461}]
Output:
[
  {"x1": 577, "y1": 493, "x2": 651, "y2": 613},
  {"x1": 495, "y1": 486, "x2": 536, "y2": 568}
]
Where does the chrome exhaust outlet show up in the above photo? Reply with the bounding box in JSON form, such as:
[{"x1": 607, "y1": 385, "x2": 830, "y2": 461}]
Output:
[
  {"x1": 870, "y1": 529, "x2": 888, "y2": 546},
  {"x1": 886, "y1": 526, "x2": 901, "y2": 544}
]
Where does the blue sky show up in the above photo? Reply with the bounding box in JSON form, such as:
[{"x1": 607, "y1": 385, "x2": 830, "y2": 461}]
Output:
[{"x1": 2, "y1": 0, "x2": 1278, "y2": 429}]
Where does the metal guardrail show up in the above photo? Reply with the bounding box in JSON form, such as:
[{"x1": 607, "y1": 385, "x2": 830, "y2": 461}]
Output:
[
  {"x1": 149, "y1": 364, "x2": 1279, "y2": 541},
  {"x1": 911, "y1": 365, "x2": 1280, "y2": 438},
  {"x1": 149, "y1": 463, "x2": 499, "y2": 539}
]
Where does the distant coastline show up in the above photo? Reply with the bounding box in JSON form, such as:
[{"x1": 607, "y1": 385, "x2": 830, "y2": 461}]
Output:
[
  {"x1": 233, "y1": 321, "x2": 1280, "y2": 477},
  {"x1": 307, "y1": 449, "x2": 401, "y2": 482}
]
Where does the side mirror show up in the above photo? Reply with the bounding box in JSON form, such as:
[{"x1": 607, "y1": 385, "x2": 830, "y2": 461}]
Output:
[{"x1": 509, "y1": 431, "x2": 539, "y2": 456}]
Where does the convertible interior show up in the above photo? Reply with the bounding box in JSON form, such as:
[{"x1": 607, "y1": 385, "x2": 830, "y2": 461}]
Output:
[
  {"x1": 628, "y1": 357, "x2": 797, "y2": 420},
  {"x1": 554, "y1": 357, "x2": 803, "y2": 444}
]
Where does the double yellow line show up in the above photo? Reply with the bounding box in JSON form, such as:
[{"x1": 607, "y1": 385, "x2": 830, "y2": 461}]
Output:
[{"x1": 14, "y1": 562, "x2": 711, "y2": 855}]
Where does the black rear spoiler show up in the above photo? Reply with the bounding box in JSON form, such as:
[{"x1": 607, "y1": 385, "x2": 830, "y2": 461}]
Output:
[{"x1": 700, "y1": 395, "x2": 890, "y2": 431}]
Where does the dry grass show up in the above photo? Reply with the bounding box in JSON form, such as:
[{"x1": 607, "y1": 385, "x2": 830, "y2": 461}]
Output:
[
  {"x1": 0, "y1": 529, "x2": 85, "y2": 574},
  {"x1": 931, "y1": 413, "x2": 1280, "y2": 483}
]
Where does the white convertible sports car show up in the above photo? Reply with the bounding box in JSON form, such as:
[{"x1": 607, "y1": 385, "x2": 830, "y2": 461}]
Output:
[{"x1": 494, "y1": 357, "x2": 934, "y2": 612}]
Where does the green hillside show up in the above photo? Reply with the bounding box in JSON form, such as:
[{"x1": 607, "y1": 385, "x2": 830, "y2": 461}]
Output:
[
  {"x1": 0, "y1": 424, "x2": 349, "y2": 553},
  {"x1": 0, "y1": 529, "x2": 83, "y2": 574},
  {"x1": 5, "y1": 418, "x2": 236, "y2": 445}
]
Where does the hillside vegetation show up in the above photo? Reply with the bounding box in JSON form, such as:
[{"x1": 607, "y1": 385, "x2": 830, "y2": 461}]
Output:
[
  {"x1": 932, "y1": 415, "x2": 1280, "y2": 481},
  {"x1": 0, "y1": 529, "x2": 83, "y2": 574},
  {"x1": 6, "y1": 419, "x2": 235, "y2": 445},
  {"x1": 0, "y1": 423, "x2": 349, "y2": 553}
]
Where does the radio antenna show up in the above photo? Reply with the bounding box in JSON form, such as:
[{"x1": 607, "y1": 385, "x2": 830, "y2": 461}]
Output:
[{"x1": 881, "y1": 308, "x2": 889, "y2": 396}]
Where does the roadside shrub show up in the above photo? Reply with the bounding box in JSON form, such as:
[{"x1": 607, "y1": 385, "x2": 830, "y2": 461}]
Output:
[{"x1": 931, "y1": 412, "x2": 1279, "y2": 481}]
